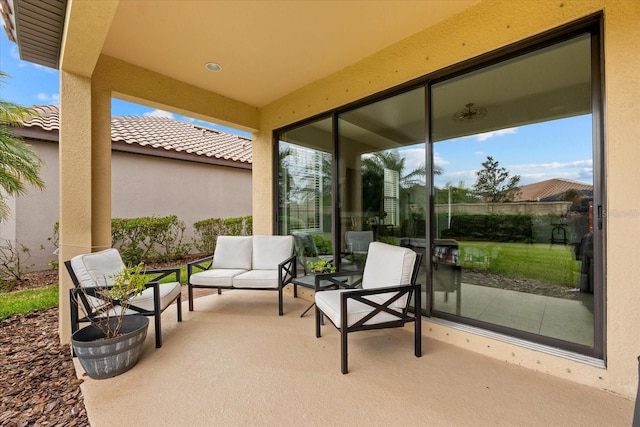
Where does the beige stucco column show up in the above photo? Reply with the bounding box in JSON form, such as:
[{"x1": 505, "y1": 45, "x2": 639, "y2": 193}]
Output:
[{"x1": 58, "y1": 72, "x2": 112, "y2": 344}]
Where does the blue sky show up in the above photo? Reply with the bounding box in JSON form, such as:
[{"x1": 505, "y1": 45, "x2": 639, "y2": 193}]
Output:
[
  {"x1": 397, "y1": 115, "x2": 593, "y2": 190},
  {"x1": 0, "y1": 30, "x2": 250, "y2": 137},
  {"x1": 431, "y1": 114, "x2": 593, "y2": 189}
]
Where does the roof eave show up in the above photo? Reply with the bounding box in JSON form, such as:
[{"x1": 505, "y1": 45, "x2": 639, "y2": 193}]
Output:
[{"x1": 2, "y1": 0, "x2": 67, "y2": 70}]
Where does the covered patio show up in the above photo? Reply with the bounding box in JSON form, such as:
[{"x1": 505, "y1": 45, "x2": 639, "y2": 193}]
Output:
[
  {"x1": 4, "y1": 0, "x2": 640, "y2": 408},
  {"x1": 76, "y1": 291, "x2": 633, "y2": 425}
]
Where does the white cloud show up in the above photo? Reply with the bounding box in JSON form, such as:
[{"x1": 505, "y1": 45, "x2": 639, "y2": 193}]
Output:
[
  {"x1": 143, "y1": 109, "x2": 175, "y2": 118},
  {"x1": 474, "y1": 151, "x2": 485, "y2": 156},
  {"x1": 36, "y1": 93, "x2": 59, "y2": 104},
  {"x1": 474, "y1": 127, "x2": 518, "y2": 142},
  {"x1": 9, "y1": 45, "x2": 19, "y2": 59},
  {"x1": 33, "y1": 63, "x2": 57, "y2": 73},
  {"x1": 511, "y1": 159, "x2": 592, "y2": 171}
]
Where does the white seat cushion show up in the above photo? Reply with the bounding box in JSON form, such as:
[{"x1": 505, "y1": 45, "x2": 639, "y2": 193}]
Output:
[
  {"x1": 190, "y1": 269, "x2": 248, "y2": 287},
  {"x1": 213, "y1": 236, "x2": 253, "y2": 270},
  {"x1": 129, "y1": 281, "x2": 182, "y2": 312},
  {"x1": 315, "y1": 289, "x2": 403, "y2": 327},
  {"x1": 92, "y1": 282, "x2": 182, "y2": 316},
  {"x1": 252, "y1": 235, "x2": 294, "y2": 270},
  {"x1": 232, "y1": 269, "x2": 279, "y2": 289}
]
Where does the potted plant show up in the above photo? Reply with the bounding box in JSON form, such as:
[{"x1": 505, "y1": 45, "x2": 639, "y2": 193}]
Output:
[
  {"x1": 306, "y1": 258, "x2": 336, "y2": 274},
  {"x1": 71, "y1": 262, "x2": 150, "y2": 379}
]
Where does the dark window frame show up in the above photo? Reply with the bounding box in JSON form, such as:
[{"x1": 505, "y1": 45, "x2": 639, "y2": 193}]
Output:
[{"x1": 273, "y1": 12, "x2": 605, "y2": 360}]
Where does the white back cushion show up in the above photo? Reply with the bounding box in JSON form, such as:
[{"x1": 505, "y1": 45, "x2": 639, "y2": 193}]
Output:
[
  {"x1": 213, "y1": 236, "x2": 253, "y2": 270},
  {"x1": 70, "y1": 248, "x2": 125, "y2": 288},
  {"x1": 362, "y1": 242, "x2": 417, "y2": 309},
  {"x1": 252, "y1": 235, "x2": 294, "y2": 270}
]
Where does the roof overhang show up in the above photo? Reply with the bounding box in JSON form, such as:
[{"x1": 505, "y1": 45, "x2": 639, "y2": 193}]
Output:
[
  {"x1": 1, "y1": 0, "x2": 479, "y2": 106},
  {"x1": 1, "y1": 0, "x2": 66, "y2": 69}
]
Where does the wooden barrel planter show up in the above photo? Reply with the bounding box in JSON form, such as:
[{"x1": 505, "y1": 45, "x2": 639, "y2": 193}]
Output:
[{"x1": 71, "y1": 315, "x2": 149, "y2": 379}]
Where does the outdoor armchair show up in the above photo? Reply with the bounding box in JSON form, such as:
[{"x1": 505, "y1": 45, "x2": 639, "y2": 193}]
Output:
[
  {"x1": 65, "y1": 248, "x2": 182, "y2": 349},
  {"x1": 314, "y1": 241, "x2": 423, "y2": 374}
]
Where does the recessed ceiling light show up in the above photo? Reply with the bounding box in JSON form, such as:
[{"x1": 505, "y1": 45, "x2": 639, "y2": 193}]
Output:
[{"x1": 205, "y1": 62, "x2": 222, "y2": 72}]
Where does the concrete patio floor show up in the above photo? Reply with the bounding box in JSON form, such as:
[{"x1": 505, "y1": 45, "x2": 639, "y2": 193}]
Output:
[{"x1": 74, "y1": 290, "x2": 634, "y2": 426}]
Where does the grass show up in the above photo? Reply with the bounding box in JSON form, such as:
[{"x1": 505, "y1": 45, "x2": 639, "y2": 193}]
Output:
[
  {"x1": 0, "y1": 284, "x2": 59, "y2": 319},
  {"x1": 0, "y1": 262, "x2": 189, "y2": 320},
  {"x1": 458, "y1": 242, "x2": 581, "y2": 287}
]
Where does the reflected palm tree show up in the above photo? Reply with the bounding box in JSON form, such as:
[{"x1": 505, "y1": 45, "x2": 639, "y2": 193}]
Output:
[{"x1": 361, "y1": 149, "x2": 439, "y2": 217}]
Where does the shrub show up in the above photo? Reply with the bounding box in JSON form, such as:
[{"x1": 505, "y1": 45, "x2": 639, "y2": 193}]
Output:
[
  {"x1": 112, "y1": 215, "x2": 190, "y2": 264},
  {"x1": 192, "y1": 215, "x2": 253, "y2": 254},
  {"x1": 0, "y1": 240, "x2": 35, "y2": 291}
]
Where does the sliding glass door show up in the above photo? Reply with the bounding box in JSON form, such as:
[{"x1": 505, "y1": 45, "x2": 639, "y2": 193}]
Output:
[
  {"x1": 275, "y1": 20, "x2": 603, "y2": 357},
  {"x1": 430, "y1": 32, "x2": 600, "y2": 352}
]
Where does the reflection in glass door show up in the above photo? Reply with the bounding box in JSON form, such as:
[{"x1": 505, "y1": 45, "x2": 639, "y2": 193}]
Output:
[
  {"x1": 430, "y1": 33, "x2": 598, "y2": 349},
  {"x1": 277, "y1": 118, "x2": 334, "y2": 276},
  {"x1": 337, "y1": 88, "x2": 427, "y2": 279}
]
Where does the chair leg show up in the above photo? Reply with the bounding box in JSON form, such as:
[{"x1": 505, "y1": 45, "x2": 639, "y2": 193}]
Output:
[
  {"x1": 341, "y1": 327, "x2": 348, "y2": 374},
  {"x1": 155, "y1": 315, "x2": 162, "y2": 348},
  {"x1": 188, "y1": 283, "x2": 194, "y2": 311},
  {"x1": 176, "y1": 295, "x2": 183, "y2": 322},
  {"x1": 278, "y1": 288, "x2": 284, "y2": 316},
  {"x1": 315, "y1": 306, "x2": 322, "y2": 338},
  {"x1": 415, "y1": 287, "x2": 422, "y2": 358}
]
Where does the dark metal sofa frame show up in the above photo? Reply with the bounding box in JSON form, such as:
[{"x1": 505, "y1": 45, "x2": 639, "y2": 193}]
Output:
[{"x1": 187, "y1": 254, "x2": 296, "y2": 316}]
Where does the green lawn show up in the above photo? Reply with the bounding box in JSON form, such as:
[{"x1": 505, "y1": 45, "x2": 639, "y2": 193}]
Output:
[
  {"x1": 458, "y1": 242, "x2": 581, "y2": 287},
  {"x1": 0, "y1": 284, "x2": 59, "y2": 319}
]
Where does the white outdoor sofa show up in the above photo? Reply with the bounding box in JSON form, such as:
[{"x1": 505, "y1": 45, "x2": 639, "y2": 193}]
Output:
[{"x1": 187, "y1": 235, "x2": 296, "y2": 315}]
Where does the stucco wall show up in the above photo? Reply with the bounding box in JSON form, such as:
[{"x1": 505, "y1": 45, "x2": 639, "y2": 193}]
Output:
[
  {"x1": 2, "y1": 140, "x2": 59, "y2": 270},
  {"x1": 253, "y1": 0, "x2": 640, "y2": 398},
  {"x1": 3, "y1": 139, "x2": 252, "y2": 271}
]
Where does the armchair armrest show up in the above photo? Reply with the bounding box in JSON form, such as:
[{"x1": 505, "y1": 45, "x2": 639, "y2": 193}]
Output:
[
  {"x1": 339, "y1": 282, "x2": 420, "y2": 329},
  {"x1": 144, "y1": 267, "x2": 181, "y2": 284},
  {"x1": 279, "y1": 253, "x2": 297, "y2": 285},
  {"x1": 187, "y1": 255, "x2": 214, "y2": 278}
]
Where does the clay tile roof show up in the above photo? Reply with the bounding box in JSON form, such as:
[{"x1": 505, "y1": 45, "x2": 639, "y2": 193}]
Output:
[
  {"x1": 515, "y1": 178, "x2": 592, "y2": 202},
  {"x1": 20, "y1": 105, "x2": 252, "y2": 167},
  {"x1": 22, "y1": 105, "x2": 60, "y2": 131}
]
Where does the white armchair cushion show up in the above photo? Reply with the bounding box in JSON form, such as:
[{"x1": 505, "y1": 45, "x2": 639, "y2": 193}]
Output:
[
  {"x1": 70, "y1": 248, "x2": 182, "y2": 314},
  {"x1": 315, "y1": 289, "x2": 404, "y2": 327},
  {"x1": 190, "y1": 269, "x2": 248, "y2": 287},
  {"x1": 252, "y1": 235, "x2": 294, "y2": 270},
  {"x1": 232, "y1": 269, "x2": 280, "y2": 289},
  {"x1": 130, "y1": 282, "x2": 182, "y2": 312},
  {"x1": 362, "y1": 242, "x2": 417, "y2": 309},
  {"x1": 70, "y1": 248, "x2": 125, "y2": 288},
  {"x1": 213, "y1": 236, "x2": 253, "y2": 270}
]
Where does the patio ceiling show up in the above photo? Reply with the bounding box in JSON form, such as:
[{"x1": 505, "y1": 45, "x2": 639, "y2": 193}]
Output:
[{"x1": 5, "y1": 0, "x2": 479, "y2": 108}]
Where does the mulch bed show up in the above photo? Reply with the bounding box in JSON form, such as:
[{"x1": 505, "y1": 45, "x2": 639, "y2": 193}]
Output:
[{"x1": 0, "y1": 308, "x2": 88, "y2": 427}]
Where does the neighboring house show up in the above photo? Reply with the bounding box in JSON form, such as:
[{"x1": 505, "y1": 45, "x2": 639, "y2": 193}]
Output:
[
  {"x1": 515, "y1": 178, "x2": 593, "y2": 202},
  {"x1": 3, "y1": 105, "x2": 252, "y2": 271}
]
